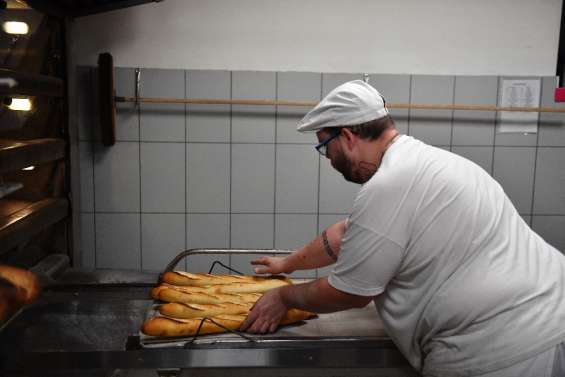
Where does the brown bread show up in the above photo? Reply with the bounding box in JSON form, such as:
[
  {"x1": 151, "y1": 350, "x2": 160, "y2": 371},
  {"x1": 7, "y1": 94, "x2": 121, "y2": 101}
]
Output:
[
  {"x1": 142, "y1": 309, "x2": 316, "y2": 337},
  {"x1": 158, "y1": 302, "x2": 252, "y2": 319}
]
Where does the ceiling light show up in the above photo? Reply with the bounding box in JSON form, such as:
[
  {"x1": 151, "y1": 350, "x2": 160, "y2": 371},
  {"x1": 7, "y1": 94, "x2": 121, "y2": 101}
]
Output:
[
  {"x1": 7, "y1": 98, "x2": 32, "y2": 111},
  {"x1": 22, "y1": 166, "x2": 34, "y2": 171},
  {"x1": 3, "y1": 21, "x2": 29, "y2": 35}
]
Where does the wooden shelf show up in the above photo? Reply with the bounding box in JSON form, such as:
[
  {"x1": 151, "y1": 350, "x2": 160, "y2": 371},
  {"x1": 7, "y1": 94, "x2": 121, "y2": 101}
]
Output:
[
  {"x1": 0, "y1": 138, "x2": 66, "y2": 174},
  {"x1": 0, "y1": 68, "x2": 63, "y2": 97},
  {"x1": 0, "y1": 198, "x2": 68, "y2": 256}
]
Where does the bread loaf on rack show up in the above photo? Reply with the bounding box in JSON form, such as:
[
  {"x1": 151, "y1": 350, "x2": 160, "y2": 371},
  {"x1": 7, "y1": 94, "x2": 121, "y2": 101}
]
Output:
[
  {"x1": 142, "y1": 309, "x2": 316, "y2": 337},
  {"x1": 143, "y1": 314, "x2": 243, "y2": 337},
  {"x1": 144, "y1": 271, "x2": 317, "y2": 338},
  {"x1": 158, "y1": 302, "x2": 252, "y2": 319},
  {"x1": 153, "y1": 284, "x2": 262, "y2": 305},
  {"x1": 161, "y1": 271, "x2": 292, "y2": 293},
  {"x1": 162, "y1": 271, "x2": 279, "y2": 286}
]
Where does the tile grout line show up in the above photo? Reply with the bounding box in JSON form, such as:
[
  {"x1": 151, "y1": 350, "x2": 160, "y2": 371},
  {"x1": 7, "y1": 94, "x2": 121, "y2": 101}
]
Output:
[
  {"x1": 228, "y1": 71, "x2": 233, "y2": 268},
  {"x1": 185, "y1": 70, "x2": 188, "y2": 270},
  {"x1": 77, "y1": 139, "x2": 565, "y2": 148},
  {"x1": 138, "y1": 67, "x2": 143, "y2": 271},
  {"x1": 491, "y1": 76, "x2": 501, "y2": 176},
  {"x1": 90, "y1": 67, "x2": 98, "y2": 270},
  {"x1": 529, "y1": 77, "x2": 543, "y2": 227},
  {"x1": 450, "y1": 76, "x2": 456, "y2": 152},
  {"x1": 81, "y1": 210, "x2": 558, "y2": 216},
  {"x1": 315, "y1": 74, "x2": 324, "y2": 279},
  {"x1": 273, "y1": 72, "x2": 278, "y2": 250},
  {"x1": 407, "y1": 75, "x2": 413, "y2": 136}
]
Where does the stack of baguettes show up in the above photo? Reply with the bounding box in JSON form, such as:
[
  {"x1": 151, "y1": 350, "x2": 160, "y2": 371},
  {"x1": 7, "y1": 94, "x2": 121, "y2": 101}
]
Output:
[{"x1": 141, "y1": 271, "x2": 316, "y2": 338}]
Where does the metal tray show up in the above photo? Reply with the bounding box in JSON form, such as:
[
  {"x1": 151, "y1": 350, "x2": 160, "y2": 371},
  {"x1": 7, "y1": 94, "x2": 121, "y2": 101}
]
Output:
[
  {"x1": 140, "y1": 302, "x2": 388, "y2": 348},
  {"x1": 142, "y1": 248, "x2": 389, "y2": 348}
]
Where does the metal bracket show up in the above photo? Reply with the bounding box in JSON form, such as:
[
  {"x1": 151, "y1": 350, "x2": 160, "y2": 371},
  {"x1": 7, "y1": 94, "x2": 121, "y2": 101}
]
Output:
[{"x1": 134, "y1": 68, "x2": 141, "y2": 108}]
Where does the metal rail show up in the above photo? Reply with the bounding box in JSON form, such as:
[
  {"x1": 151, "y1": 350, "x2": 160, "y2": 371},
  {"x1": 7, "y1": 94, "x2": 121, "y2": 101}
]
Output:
[
  {"x1": 116, "y1": 95, "x2": 565, "y2": 113},
  {"x1": 164, "y1": 248, "x2": 293, "y2": 272}
]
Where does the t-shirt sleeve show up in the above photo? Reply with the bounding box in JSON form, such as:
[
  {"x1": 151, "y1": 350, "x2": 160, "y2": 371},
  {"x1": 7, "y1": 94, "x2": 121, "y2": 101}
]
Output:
[{"x1": 328, "y1": 221, "x2": 404, "y2": 297}]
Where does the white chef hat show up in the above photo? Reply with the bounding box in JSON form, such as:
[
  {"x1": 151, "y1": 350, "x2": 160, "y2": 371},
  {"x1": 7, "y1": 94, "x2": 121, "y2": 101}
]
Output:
[{"x1": 297, "y1": 80, "x2": 389, "y2": 132}]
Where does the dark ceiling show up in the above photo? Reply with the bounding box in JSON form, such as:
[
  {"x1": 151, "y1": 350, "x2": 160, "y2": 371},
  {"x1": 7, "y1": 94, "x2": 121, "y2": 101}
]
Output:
[{"x1": 26, "y1": 0, "x2": 162, "y2": 18}]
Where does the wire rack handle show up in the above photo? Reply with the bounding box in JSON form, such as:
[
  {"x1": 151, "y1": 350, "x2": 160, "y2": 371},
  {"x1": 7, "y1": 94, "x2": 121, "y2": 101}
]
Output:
[{"x1": 163, "y1": 248, "x2": 293, "y2": 273}]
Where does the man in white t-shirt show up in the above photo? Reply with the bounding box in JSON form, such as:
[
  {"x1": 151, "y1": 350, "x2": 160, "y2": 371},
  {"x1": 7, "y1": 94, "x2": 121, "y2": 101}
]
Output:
[{"x1": 240, "y1": 80, "x2": 565, "y2": 377}]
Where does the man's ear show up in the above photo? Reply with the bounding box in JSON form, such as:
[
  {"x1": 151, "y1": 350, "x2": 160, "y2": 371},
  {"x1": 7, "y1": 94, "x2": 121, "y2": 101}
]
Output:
[{"x1": 340, "y1": 128, "x2": 357, "y2": 151}]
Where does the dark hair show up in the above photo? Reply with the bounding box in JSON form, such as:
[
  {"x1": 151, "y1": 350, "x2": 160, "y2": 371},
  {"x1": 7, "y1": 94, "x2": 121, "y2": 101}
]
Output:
[{"x1": 341, "y1": 115, "x2": 395, "y2": 140}]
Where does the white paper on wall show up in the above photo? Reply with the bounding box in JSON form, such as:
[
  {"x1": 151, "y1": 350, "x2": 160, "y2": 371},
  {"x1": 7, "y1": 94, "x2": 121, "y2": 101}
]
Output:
[{"x1": 498, "y1": 79, "x2": 541, "y2": 134}]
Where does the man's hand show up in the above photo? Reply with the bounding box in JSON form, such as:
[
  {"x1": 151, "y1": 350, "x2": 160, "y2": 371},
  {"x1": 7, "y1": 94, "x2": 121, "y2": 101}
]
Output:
[
  {"x1": 240, "y1": 288, "x2": 288, "y2": 334},
  {"x1": 251, "y1": 256, "x2": 292, "y2": 275}
]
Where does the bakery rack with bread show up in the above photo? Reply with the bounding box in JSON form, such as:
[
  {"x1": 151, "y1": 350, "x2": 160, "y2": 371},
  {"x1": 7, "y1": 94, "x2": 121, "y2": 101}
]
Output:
[
  {"x1": 141, "y1": 248, "x2": 317, "y2": 341},
  {"x1": 1, "y1": 248, "x2": 409, "y2": 375}
]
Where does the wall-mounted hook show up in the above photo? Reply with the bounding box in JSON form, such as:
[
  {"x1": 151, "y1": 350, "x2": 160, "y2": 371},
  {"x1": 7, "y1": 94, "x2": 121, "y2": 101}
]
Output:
[{"x1": 134, "y1": 68, "x2": 141, "y2": 108}]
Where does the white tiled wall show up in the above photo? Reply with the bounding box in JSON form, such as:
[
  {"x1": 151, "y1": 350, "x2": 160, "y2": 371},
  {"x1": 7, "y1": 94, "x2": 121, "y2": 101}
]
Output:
[
  {"x1": 77, "y1": 69, "x2": 565, "y2": 273},
  {"x1": 139, "y1": 69, "x2": 185, "y2": 142},
  {"x1": 140, "y1": 143, "x2": 185, "y2": 213},
  {"x1": 409, "y1": 75, "x2": 454, "y2": 147},
  {"x1": 141, "y1": 213, "x2": 185, "y2": 271},
  {"x1": 93, "y1": 142, "x2": 140, "y2": 212},
  {"x1": 186, "y1": 70, "x2": 231, "y2": 143}
]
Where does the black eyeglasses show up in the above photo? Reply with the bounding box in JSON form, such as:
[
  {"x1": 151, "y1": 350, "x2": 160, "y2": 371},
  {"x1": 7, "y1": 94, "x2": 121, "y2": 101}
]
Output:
[{"x1": 315, "y1": 129, "x2": 341, "y2": 156}]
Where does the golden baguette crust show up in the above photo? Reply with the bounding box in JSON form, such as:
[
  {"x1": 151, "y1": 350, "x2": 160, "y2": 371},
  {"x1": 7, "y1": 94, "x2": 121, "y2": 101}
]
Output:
[
  {"x1": 151, "y1": 283, "x2": 210, "y2": 299},
  {"x1": 158, "y1": 279, "x2": 291, "y2": 295},
  {"x1": 151, "y1": 285, "x2": 167, "y2": 300},
  {"x1": 202, "y1": 279, "x2": 290, "y2": 294},
  {"x1": 281, "y1": 308, "x2": 317, "y2": 324},
  {"x1": 142, "y1": 309, "x2": 317, "y2": 337},
  {"x1": 142, "y1": 314, "x2": 242, "y2": 337},
  {"x1": 156, "y1": 286, "x2": 262, "y2": 305},
  {"x1": 162, "y1": 271, "x2": 292, "y2": 288},
  {"x1": 159, "y1": 302, "x2": 252, "y2": 319}
]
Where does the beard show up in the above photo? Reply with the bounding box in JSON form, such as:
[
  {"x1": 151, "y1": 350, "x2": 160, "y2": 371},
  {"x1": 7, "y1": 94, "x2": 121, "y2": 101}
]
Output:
[
  {"x1": 332, "y1": 149, "x2": 377, "y2": 185},
  {"x1": 332, "y1": 150, "x2": 362, "y2": 184}
]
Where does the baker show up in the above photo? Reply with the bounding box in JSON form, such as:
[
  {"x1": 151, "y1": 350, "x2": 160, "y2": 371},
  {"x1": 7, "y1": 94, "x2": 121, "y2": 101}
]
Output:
[{"x1": 240, "y1": 80, "x2": 565, "y2": 376}]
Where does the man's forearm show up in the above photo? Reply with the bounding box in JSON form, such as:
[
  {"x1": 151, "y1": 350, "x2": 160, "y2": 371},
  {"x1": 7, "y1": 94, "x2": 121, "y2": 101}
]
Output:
[
  {"x1": 278, "y1": 277, "x2": 372, "y2": 314},
  {"x1": 283, "y1": 220, "x2": 347, "y2": 272}
]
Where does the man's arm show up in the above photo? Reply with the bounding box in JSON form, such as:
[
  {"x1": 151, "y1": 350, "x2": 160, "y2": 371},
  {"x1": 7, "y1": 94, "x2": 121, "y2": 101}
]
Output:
[
  {"x1": 252, "y1": 220, "x2": 347, "y2": 274},
  {"x1": 240, "y1": 277, "x2": 374, "y2": 334}
]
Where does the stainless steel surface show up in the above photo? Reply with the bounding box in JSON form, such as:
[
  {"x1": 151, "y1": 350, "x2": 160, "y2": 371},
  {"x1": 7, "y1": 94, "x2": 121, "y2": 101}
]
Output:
[{"x1": 0, "y1": 286, "x2": 414, "y2": 374}]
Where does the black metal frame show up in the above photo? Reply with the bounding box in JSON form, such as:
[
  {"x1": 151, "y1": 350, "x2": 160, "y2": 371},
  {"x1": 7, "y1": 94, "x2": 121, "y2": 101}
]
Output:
[{"x1": 27, "y1": 0, "x2": 163, "y2": 19}]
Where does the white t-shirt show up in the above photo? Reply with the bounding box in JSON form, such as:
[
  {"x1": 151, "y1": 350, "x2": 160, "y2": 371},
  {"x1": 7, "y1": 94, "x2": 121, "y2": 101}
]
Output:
[{"x1": 328, "y1": 135, "x2": 565, "y2": 376}]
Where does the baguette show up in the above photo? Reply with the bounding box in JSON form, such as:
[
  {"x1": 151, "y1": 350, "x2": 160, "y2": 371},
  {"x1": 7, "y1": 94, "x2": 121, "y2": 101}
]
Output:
[
  {"x1": 201, "y1": 279, "x2": 290, "y2": 294},
  {"x1": 158, "y1": 278, "x2": 291, "y2": 295},
  {"x1": 158, "y1": 302, "x2": 252, "y2": 319},
  {"x1": 162, "y1": 271, "x2": 292, "y2": 288},
  {"x1": 142, "y1": 309, "x2": 317, "y2": 337},
  {"x1": 151, "y1": 283, "x2": 207, "y2": 300},
  {"x1": 142, "y1": 314, "x2": 244, "y2": 337},
  {"x1": 156, "y1": 286, "x2": 262, "y2": 305}
]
